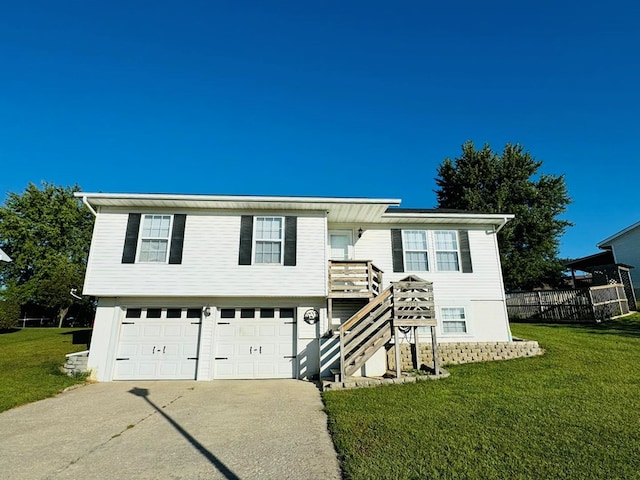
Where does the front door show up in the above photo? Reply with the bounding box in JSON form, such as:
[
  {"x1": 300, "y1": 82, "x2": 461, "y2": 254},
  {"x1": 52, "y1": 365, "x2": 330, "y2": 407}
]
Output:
[{"x1": 329, "y1": 230, "x2": 354, "y2": 260}]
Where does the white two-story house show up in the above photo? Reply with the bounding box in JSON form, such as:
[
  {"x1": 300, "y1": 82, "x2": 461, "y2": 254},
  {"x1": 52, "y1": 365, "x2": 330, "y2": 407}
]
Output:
[{"x1": 77, "y1": 192, "x2": 514, "y2": 382}]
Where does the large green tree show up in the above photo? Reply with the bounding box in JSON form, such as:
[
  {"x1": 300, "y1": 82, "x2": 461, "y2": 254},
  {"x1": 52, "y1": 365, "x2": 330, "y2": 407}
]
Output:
[
  {"x1": 0, "y1": 183, "x2": 95, "y2": 326},
  {"x1": 435, "y1": 141, "x2": 571, "y2": 291}
]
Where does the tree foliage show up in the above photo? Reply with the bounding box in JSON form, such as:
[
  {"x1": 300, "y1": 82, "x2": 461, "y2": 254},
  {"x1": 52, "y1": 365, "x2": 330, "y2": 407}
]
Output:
[
  {"x1": 435, "y1": 141, "x2": 571, "y2": 291},
  {"x1": 0, "y1": 183, "x2": 95, "y2": 325}
]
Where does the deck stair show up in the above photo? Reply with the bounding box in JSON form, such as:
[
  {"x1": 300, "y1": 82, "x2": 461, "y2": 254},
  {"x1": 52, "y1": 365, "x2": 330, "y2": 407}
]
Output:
[{"x1": 335, "y1": 274, "x2": 436, "y2": 382}]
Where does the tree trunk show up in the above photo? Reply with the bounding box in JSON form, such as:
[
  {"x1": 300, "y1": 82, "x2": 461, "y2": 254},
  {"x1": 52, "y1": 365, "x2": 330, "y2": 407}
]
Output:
[{"x1": 57, "y1": 306, "x2": 70, "y2": 328}]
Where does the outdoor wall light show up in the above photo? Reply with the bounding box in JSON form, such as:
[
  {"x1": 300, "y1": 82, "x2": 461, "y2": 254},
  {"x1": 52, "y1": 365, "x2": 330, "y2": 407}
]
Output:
[
  {"x1": 358, "y1": 227, "x2": 364, "y2": 238},
  {"x1": 203, "y1": 306, "x2": 211, "y2": 317}
]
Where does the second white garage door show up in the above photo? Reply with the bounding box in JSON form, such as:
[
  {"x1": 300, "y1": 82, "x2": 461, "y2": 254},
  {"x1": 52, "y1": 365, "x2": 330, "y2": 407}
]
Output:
[{"x1": 214, "y1": 308, "x2": 296, "y2": 379}]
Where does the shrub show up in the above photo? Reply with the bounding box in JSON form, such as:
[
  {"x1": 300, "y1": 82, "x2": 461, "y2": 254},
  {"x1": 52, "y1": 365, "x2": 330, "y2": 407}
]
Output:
[{"x1": 0, "y1": 299, "x2": 20, "y2": 330}]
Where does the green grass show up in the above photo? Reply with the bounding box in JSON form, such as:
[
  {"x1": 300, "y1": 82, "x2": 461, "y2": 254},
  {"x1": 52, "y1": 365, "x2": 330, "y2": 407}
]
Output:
[
  {"x1": 323, "y1": 315, "x2": 640, "y2": 480},
  {"x1": 0, "y1": 328, "x2": 91, "y2": 412}
]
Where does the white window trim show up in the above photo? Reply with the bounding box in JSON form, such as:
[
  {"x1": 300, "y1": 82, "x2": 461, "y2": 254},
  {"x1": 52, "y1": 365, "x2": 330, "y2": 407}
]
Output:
[
  {"x1": 438, "y1": 306, "x2": 471, "y2": 337},
  {"x1": 253, "y1": 216, "x2": 284, "y2": 265},
  {"x1": 136, "y1": 214, "x2": 174, "y2": 264},
  {"x1": 434, "y1": 230, "x2": 462, "y2": 272},
  {"x1": 402, "y1": 229, "x2": 429, "y2": 272}
]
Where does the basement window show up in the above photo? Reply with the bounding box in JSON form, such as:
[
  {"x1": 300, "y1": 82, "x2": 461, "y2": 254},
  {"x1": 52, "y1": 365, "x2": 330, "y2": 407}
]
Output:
[{"x1": 441, "y1": 307, "x2": 467, "y2": 334}]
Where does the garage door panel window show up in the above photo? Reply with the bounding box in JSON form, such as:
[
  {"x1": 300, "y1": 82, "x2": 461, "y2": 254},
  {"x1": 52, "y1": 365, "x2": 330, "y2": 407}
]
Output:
[
  {"x1": 126, "y1": 308, "x2": 142, "y2": 318},
  {"x1": 218, "y1": 307, "x2": 296, "y2": 320},
  {"x1": 124, "y1": 307, "x2": 203, "y2": 320},
  {"x1": 280, "y1": 308, "x2": 295, "y2": 318}
]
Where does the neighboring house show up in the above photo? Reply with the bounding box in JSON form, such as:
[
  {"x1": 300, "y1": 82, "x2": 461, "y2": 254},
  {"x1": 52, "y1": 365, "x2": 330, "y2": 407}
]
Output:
[
  {"x1": 598, "y1": 221, "x2": 640, "y2": 299},
  {"x1": 76, "y1": 192, "x2": 515, "y2": 382},
  {"x1": 0, "y1": 247, "x2": 11, "y2": 262}
]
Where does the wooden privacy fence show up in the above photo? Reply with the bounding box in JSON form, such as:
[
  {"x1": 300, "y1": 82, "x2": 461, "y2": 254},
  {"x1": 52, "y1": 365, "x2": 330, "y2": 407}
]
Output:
[{"x1": 506, "y1": 284, "x2": 629, "y2": 323}]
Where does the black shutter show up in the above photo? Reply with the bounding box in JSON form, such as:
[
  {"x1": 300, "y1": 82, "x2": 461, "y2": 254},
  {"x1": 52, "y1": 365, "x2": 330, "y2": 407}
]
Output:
[
  {"x1": 168, "y1": 214, "x2": 186, "y2": 264},
  {"x1": 391, "y1": 229, "x2": 404, "y2": 272},
  {"x1": 459, "y1": 230, "x2": 473, "y2": 273},
  {"x1": 284, "y1": 217, "x2": 297, "y2": 266},
  {"x1": 238, "y1": 216, "x2": 254, "y2": 265},
  {"x1": 122, "y1": 213, "x2": 141, "y2": 264}
]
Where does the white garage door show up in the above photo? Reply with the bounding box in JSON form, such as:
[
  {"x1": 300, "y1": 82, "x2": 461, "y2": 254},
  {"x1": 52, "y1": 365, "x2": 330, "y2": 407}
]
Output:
[
  {"x1": 214, "y1": 307, "x2": 296, "y2": 379},
  {"x1": 114, "y1": 307, "x2": 202, "y2": 380}
]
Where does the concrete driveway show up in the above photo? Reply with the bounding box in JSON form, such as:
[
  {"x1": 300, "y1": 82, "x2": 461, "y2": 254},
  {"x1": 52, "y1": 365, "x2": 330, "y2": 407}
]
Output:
[{"x1": 0, "y1": 380, "x2": 342, "y2": 480}]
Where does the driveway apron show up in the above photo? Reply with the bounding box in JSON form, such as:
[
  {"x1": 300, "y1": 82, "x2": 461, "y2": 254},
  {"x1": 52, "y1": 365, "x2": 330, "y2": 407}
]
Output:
[{"x1": 0, "y1": 380, "x2": 342, "y2": 480}]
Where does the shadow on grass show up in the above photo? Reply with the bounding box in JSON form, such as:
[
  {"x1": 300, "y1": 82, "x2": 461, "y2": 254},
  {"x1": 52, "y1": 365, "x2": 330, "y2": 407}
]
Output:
[
  {"x1": 60, "y1": 329, "x2": 92, "y2": 348},
  {"x1": 0, "y1": 328, "x2": 20, "y2": 335},
  {"x1": 511, "y1": 316, "x2": 640, "y2": 339}
]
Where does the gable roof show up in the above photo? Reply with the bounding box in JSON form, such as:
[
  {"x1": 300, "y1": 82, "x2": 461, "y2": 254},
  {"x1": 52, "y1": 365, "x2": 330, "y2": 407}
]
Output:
[
  {"x1": 0, "y1": 247, "x2": 11, "y2": 262},
  {"x1": 75, "y1": 192, "x2": 514, "y2": 227},
  {"x1": 597, "y1": 220, "x2": 640, "y2": 248}
]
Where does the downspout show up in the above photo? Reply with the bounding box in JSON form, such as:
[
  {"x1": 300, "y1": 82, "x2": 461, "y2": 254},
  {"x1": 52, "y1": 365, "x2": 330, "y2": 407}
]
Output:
[
  {"x1": 82, "y1": 196, "x2": 98, "y2": 217},
  {"x1": 495, "y1": 216, "x2": 509, "y2": 234}
]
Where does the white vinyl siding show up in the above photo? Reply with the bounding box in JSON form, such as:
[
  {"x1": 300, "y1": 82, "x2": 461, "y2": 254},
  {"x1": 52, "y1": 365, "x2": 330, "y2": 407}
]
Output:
[
  {"x1": 403, "y1": 230, "x2": 428, "y2": 271},
  {"x1": 356, "y1": 227, "x2": 503, "y2": 297},
  {"x1": 138, "y1": 215, "x2": 172, "y2": 263},
  {"x1": 434, "y1": 230, "x2": 460, "y2": 271},
  {"x1": 82, "y1": 209, "x2": 326, "y2": 297},
  {"x1": 254, "y1": 217, "x2": 283, "y2": 264}
]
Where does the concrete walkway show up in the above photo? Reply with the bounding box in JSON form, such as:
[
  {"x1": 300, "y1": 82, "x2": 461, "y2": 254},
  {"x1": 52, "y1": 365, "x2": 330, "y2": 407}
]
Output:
[{"x1": 0, "y1": 380, "x2": 342, "y2": 480}]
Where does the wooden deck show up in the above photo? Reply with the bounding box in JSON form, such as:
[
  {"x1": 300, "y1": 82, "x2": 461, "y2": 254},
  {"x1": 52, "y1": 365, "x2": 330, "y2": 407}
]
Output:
[{"x1": 328, "y1": 260, "x2": 383, "y2": 298}]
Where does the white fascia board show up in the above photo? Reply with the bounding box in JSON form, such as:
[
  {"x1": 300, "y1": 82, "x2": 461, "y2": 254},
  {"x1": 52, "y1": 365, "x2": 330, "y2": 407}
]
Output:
[
  {"x1": 73, "y1": 192, "x2": 402, "y2": 206},
  {"x1": 597, "y1": 220, "x2": 640, "y2": 248}
]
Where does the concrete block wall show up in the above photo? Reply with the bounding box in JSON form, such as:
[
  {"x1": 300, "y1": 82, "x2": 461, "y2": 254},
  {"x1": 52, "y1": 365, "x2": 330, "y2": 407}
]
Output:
[{"x1": 387, "y1": 340, "x2": 542, "y2": 371}]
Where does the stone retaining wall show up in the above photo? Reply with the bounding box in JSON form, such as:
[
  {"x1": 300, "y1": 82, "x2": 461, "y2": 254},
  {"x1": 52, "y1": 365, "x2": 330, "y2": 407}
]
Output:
[
  {"x1": 63, "y1": 351, "x2": 89, "y2": 376},
  {"x1": 387, "y1": 339, "x2": 542, "y2": 371}
]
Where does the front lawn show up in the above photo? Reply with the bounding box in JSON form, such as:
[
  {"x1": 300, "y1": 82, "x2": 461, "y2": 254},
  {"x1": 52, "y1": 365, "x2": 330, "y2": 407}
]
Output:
[
  {"x1": 0, "y1": 328, "x2": 91, "y2": 412},
  {"x1": 323, "y1": 314, "x2": 640, "y2": 480}
]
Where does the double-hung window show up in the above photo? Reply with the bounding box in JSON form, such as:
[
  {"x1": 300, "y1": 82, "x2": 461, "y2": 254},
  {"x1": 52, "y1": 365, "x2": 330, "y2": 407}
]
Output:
[
  {"x1": 254, "y1": 217, "x2": 284, "y2": 264},
  {"x1": 402, "y1": 230, "x2": 428, "y2": 271},
  {"x1": 434, "y1": 230, "x2": 460, "y2": 271},
  {"x1": 139, "y1": 215, "x2": 172, "y2": 263},
  {"x1": 441, "y1": 307, "x2": 467, "y2": 334}
]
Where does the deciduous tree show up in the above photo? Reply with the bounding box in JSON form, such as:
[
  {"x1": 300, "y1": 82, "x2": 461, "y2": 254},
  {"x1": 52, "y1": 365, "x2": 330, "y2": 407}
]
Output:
[{"x1": 0, "y1": 183, "x2": 95, "y2": 326}]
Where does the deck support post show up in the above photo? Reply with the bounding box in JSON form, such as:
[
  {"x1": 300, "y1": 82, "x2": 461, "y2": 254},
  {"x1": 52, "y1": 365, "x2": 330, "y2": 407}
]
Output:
[
  {"x1": 414, "y1": 326, "x2": 420, "y2": 370},
  {"x1": 431, "y1": 325, "x2": 439, "y2": 375},
  {"x1": 394, "y1": 326, "x2": 401, "y2": 378}
]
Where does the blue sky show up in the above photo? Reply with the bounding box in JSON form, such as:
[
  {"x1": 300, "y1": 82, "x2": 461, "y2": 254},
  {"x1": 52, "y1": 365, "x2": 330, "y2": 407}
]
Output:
[{"x1": 1, "y1": 1, "x2": 638, "y2": 260}]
